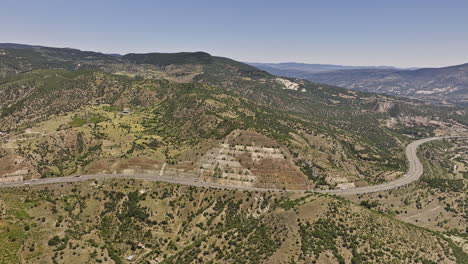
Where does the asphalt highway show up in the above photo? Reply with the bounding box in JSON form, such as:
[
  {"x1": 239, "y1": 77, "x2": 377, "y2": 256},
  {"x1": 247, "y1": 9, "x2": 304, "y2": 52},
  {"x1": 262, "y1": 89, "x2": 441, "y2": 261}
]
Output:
[{"x1": 0, "y1": 136, "x2": 463, "y2": 195}]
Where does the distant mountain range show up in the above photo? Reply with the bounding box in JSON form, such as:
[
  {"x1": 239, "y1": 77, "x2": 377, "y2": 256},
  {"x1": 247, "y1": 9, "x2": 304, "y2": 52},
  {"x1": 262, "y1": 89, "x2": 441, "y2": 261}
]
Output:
[
  {"x1": 0, "y1": 43, "x2": 467, "y2": 263},
  {"x1": 247, "y1": 62, "x2": 410, "y2": 74},
  {"x1": 250, "y1": 62, "x2": 468, "y2": 106},
  {"x1": 2, "y1": 42, "x2": 467, "y2": 190}
]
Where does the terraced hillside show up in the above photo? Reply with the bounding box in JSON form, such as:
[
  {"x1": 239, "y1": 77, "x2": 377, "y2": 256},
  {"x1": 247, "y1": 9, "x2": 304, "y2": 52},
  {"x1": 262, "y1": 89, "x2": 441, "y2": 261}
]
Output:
[
  {"x1": 0, "y1": 180, "x2": 466, "y2": 264},
  {"x1": 0, "y1": 44, "x2": 467, "y2": 190},
  {"x1": 195, "y1": 131, "x2": 309, "y2": 190}
]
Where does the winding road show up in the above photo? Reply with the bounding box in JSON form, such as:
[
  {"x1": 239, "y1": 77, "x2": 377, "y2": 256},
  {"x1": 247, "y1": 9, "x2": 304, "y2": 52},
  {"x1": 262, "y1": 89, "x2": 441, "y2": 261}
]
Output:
[{"x1": 0, "y1": 136, "x2": 463, "y2": 195}]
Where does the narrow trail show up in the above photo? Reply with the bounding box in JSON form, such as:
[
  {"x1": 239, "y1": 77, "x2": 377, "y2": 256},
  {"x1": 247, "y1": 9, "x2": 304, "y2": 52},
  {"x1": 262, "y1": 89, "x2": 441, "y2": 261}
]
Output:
[
  {"x1": 404, "y1": 206, "x2": 442, "y2": 219},
  {"x1": 159, "y1": 163, "x2": 167, "y2": 176}
]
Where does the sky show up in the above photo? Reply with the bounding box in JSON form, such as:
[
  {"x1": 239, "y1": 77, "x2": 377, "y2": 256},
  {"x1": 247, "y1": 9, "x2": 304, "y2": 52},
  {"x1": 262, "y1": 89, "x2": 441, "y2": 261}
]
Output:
[{"x1": 1, "y1": 0, "x2": 467, "y2": 68}]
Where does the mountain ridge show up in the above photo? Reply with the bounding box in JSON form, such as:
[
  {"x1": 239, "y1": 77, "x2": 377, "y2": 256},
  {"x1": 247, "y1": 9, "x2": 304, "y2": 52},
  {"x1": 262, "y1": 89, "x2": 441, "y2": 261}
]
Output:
[
  {"x1": 0, "y1": 42, "x2": 467, "y2": 263},
  {"x1": 248, "y1": 62, "x2": 410, "y2": 73},
  {"x1": 252, "y1": 61, "x2": 468, "y2": 105},
  {"x1": 1, "y1": 43, "x2": 467, "y2": 191}
]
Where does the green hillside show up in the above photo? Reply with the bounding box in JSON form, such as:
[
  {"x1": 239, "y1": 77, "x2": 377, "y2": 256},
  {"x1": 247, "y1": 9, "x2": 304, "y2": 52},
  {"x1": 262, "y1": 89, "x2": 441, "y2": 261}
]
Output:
[
  {"x1": 0, "y1": 180, "x2": 465, "y2": 264},
  {"x1": 0, "y1": 44, "x2": 467, "y2": 190}
]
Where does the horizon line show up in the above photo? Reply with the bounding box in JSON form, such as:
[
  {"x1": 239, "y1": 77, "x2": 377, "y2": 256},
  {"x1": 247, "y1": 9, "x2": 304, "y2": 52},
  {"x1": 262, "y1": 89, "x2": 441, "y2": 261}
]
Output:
[{"x1": 2, "y1": 41, "x2": 465, "y2": 70}]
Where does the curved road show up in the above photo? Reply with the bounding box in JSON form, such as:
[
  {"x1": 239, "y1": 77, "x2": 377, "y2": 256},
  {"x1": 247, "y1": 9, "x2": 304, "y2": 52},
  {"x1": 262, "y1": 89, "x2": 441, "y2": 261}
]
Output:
[
  {"x1": 0, "y1": 136, "x2": 463, "y2": 195},
  {"x1": 319, "y1": 136, "x2": 445, "y2": 195}
]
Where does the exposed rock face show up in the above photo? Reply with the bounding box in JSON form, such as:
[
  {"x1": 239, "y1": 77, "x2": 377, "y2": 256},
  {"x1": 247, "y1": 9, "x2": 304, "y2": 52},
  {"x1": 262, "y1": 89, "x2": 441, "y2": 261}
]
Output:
[
  {"x1": 308, "y1": 64, "x2": 468, "y2": 105},
  {"x1": 255, "y1": 62, "x2": 468, "y2": 106},
  {"x1": 374, "y1": 101, "x2": 395, "y2": 113}
]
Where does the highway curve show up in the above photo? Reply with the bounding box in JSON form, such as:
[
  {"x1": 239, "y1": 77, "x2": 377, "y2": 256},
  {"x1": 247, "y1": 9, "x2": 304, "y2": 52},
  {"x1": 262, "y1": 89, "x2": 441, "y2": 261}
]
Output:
[
  {"x1": 319, "y1": 136, "x2": 445, "y2": 195},
  {"x1": 0, "y1": 136, "x2": 462, "y2": 195}
]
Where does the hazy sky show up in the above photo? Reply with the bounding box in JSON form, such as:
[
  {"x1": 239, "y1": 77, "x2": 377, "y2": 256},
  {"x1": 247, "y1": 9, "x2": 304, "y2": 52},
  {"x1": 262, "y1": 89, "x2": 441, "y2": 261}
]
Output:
[{"x1": 1, "y1": 0, "x2": 467, "y2": 67}]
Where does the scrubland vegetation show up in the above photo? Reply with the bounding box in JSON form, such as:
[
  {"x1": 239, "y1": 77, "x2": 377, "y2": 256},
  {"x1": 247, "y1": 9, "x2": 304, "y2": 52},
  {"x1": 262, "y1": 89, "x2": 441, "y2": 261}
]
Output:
[{"x1": 0, "y1": 180, "x2": 466, "y2": 263}]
